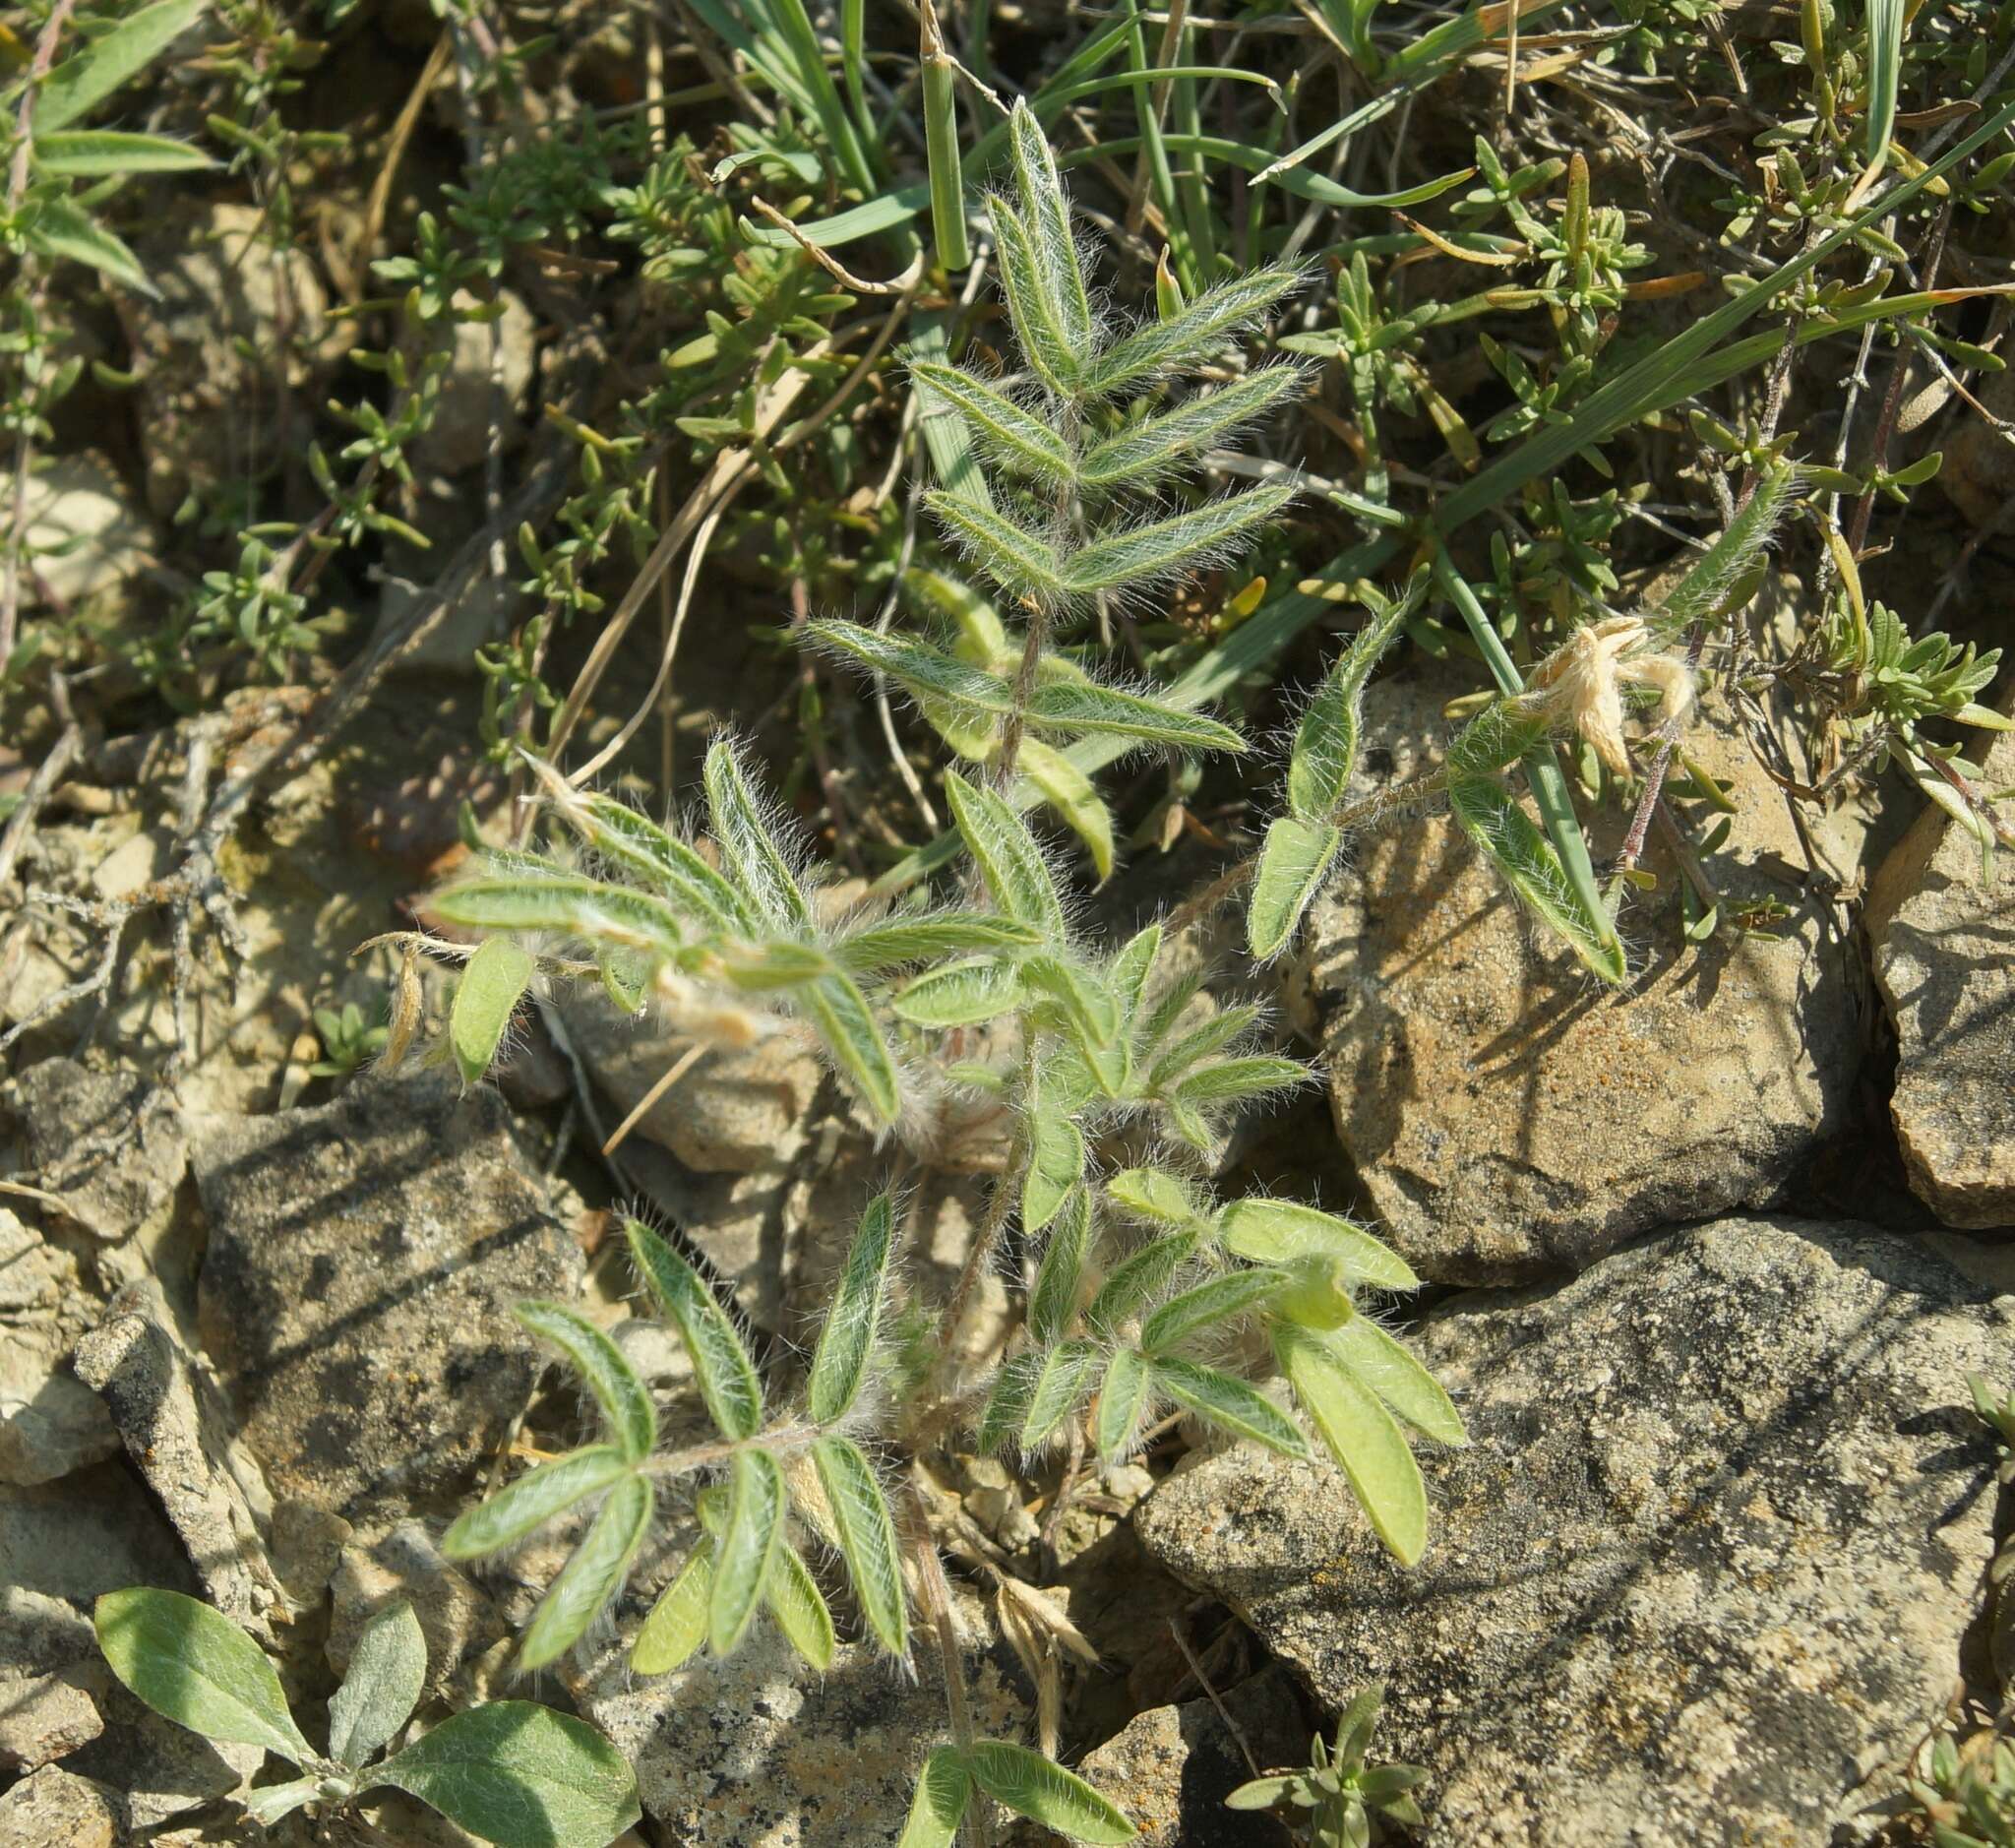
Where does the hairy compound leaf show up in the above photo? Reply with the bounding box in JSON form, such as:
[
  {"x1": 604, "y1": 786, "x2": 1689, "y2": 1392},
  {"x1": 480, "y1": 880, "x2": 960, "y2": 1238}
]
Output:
[
  {"x1": 908, "y1": 359, "x2": 1073, "y2": 491},
  {"x1": 625, "y1": 1222, "x2": 763, "y2": 1441},
  {"x1": 515, "y1": 1302, "x2": 657, "y2": 1464},
  {"x1": 1093, "y1": 1346, "x2": 1153, "y2": 1459},
  {"x1": 564, "y1": 792, "x2": 751, "y2": 933},
  {"x1": 989, "y1": 193, "x2": 1082, "y2": 400},
  {"x1": 963, "y1": 1740, "x2": 1137, "y2": 1842},
  {"x1": 945, "y1": 770, "x2": 1066, "y2": 936},
  {"x1": 1086, "y1": 1233, "x2": 1197, "y2": 1332},
  {"x1": 1247, "y1": 817, "x2": 1342, "y2": 962},
  {"x1": 32, "y1": 129, "x2": 213, "y2": 174},
  {"x1": 765, "y1": 1542, "x2": 835, "y2": 1671},
  {"x1": 836, "y1": 912, "x2": 1040, "y2": 973},
  {"x1": 1646, "y1": 464, "x2": 1798, "y2": 641},
  {"x1": 1275, "y1": 1323, "x2": 1428, "y2": 1567},
  {"x1": 632, "y1": 1543, "x2": 712, "y2": 1675},
  {"x1": 1169, "y1": 1056, "x2": 1306, "y2": 1112},
  {"x1": 33, "y1": 0, "x2": 206, "y2": 133},
  {"x1": 1143, "y1": 1005, "x2": 1258, "y2": 1091},
  {"x1": 1008, "y1": 98, "x2": 1094, "y2": 354},
  {"x1": 803, "y1": 969, "x2": 902, "y2": 1124},
  {"x1": 93, "y1": 1588, "x2": 312, "y2": 1766},
  {"x1": 1021, "y1": 1339, "x2": 1102, "y2": 1448},
  {"x1": 899, "y1": 1747, "x2": 973, "y2": 1848},
  {"x1": 927, "y1": 489, "x2": 1069, "y2": 606},
  {"x1": 1061, "y1": 482, "x2": 1297, "y2": 596},
  {"x1": 813, "y1": 1435, "x2": 908, "y2": 1655},
  {"x1": 1023, "y1": 955, "x2": 1120, "y2": 1051},
  {"x1": 433, "y1": 873, "x2": 685, "y2": 960},
  {"x1": 1078, "y1": 365, "x2": 1304, "y2": 493},
  {"x1": 710, "y1": 1448, "x2": 787, "y2": 1655},
  {"x1": 519, "y1": 1473, "x2": 652, "y2": 1670},
  {"x1": 372, "y1": 1700, "x2": 641, "y2": 1848},
  {"x1": 444, "y1": 1447, "x2": 632, "y2": 1559},
  {"x1": 328, "y1": 1600, "x2": 426, "y2": 1769},
  {"x1": 1023, "y1": 681, "x2": 1247, "y2": 753},
  {"x1": 703, "y1": 740, "x2": 813, "y2": 933},
  {"x1": 809, "y1": 1193, "x2": 896, "y2": 1424},
  {"x1": 1106, "y1": 1168, "x2": 1207, "y2": 1227},
  {"x1": 1085, "y1": 266, "x2": 1304, "y2": 399},
  {"x1": 1324, "y1": 1316, "x2": 1468, "y2": 1446},
  {"x1": 1029, "y1": 1184, "x2": 1094, "y2": 1344},
  {"x1": 1286, "y1": 584, "x2": 1420, "y2": 820},
  {"x1": 1023, "y1": 1092, "x2": 1086, "y2": 1234},
  {"x1": 1140, "y1": 1266, "x2": 1288, "y2": 1355},
  {"x1": 26, "y1": 196, "x2": 152, "y2": 292},
  {"x1": 1447, "y1": 757, "x2": 1626, "y2": 983},
  {"x1": 891, "y1": 955, "x2": 1027, "y2": 1026},
  {"x1": 978, "y1": 1352, "x2": 1045, "y2": 1455},
  {"x1": 449, "y1": 941, "x2": 535, "y2": 1086},
  {"x1": 1019, "y1": 740, "x2": 1115, "y2": 879},
  {"x1": 1218, "y1": 1201, "x2": 1419, "y2": 1290},
  {"x1": 812, "y1": 618, "x2": 1018, "y2": 719},
  {"x1": 1155, "y1": 1355, "x2": 1308, "y2": 1457},
  {"x1": 1109, "y1": 922, "x2": 1161, "y2": 1033}
]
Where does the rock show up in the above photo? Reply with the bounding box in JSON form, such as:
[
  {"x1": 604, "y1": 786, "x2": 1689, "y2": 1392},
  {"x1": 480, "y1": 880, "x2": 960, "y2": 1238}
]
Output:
[
  {"x1": 122, "y1": 202, "x2": 343, "y2": 520},
  {"x1": 19, "y1": 452, "x2": 153, "y2": 615},
  {"x1": 74, "y1": 1278, "x2": 284, "y2": 1636},
  {"x1": 572, "y1": 1584, "x2": 1030, "y2": 1844},
  {"x1": 0, "y1": 1332, "x2": 117, "y2": 1486},
  {"x1": 191, "y1": 1072, "x2": 584, "y2": 1516},
  {"x1": 329, "y1": 1519, "x2": 502, "y2": 1695},
  {"x1": 1291, "y1": 657, "x2": 1871, "y2": 1281},
  {"x1": 0, "y1": 1764, "x2": 124, "y2": 1848},
  {"x1": 0, "y1": 1590, "x2": 105, "y2": 1771},
  {"x1": 0, "y1": 1060, "x2": 189, "y2": 1244},
  {"x1": 60, "y1": 1675, "x2": 262, "y2": 1830},
  {"x1": 0, "y1": 1461, "x2": 196, "y2": 1606},
  {"x1": 1036, "y1": 1669, "x2": 1306, "y2": 1848},
  {"x1": 269, "y1": 1497, "x2": 353, "y2": 1605},
  {"x1": 1941, "y1": 360, "x2": 2015, "y2": 529},
  {"x1": 408, "y1": 289, "x2": 538, "y2": 478},
  {"x1": 1867, "y1": 711, "x2": 2015, "y2": 1229},
  {"x1": 1135, "y1": 1214, "x2": 2007, "y2": 1847}
]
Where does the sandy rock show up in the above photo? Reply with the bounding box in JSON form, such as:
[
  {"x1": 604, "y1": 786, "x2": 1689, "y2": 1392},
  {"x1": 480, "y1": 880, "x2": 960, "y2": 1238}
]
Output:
[
  {"x1": 1134, "y1": 1214, "x2": 2007, "y2": 1847},
  {"x1": 1941, "y1": 360, "x2": 2015, "y2": 529},
  {"x1": 408, "y1": 288, "x2": 538, "y2": 478},
  {"x1": 1867, "y1": 711, "x2": 2015, "y2": 1229},
  {"x1": 0, "y1": 1763, "x2": 124, "y2": 1847},
  {"x1": 60, "y1": 1676, "x2": 262, "y2": 1830},
  {"x1": 1029, "y1": 1669, "x2": 1305, "y2": 1848},
  {"x1": 0, "y1": 1208, "x2": 117, "y2": 1486},
  {"x1": 328, "y1": 1519, "x2": 502, "y2": 1695},
  {"x1": 572, "y1": 1588, "x2": 1030, "y2": 1846},
  {"x1": 0, "y1": 1460, "x2": 196, "y2": 1606},
  {"x1": 0, "y1": 1590, "x2": 105, "y2": 1771},
  {"x1": 74, "y1": 1278, "x2": 283, "y2": 1637},
  {"x1": 20, "y1": 452, "x2": 153, "y2": 615},
  {"x1": 0, "y1": 1060, "x2": 188, "y2": 1244},
  {"x1": 190, "y1": 1071, "x2": 583, "y2": 1515},
  {"x1": 1291, "y1": 658, "x2": 1871, "y2": 1281}
]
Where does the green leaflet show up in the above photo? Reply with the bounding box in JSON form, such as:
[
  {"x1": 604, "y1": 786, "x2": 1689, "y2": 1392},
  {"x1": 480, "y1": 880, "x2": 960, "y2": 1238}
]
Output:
[
  {"x1": 899, "y1": 1748, "x2": 973, "y2": 1848},
  {"x1": 372, "y1": 1701, "x2": 641, "y2": 1848},
  {"x1": 1007, "y1": 99, "x2": 1095, "y2": 353},
  {"x1": 1084, "y1": 267, "x2": 1305, "y2": 399},
  {"x1": 989, "y1": 192, "x2": 1082, "y2": 399},
  {"x1": 808, "y1": 1193, "x2": 896, "y2": 1424},
  {"x1": 632, "y1": 1542, "x2": 712, "y2": 1674},
  {"x1": 1023, "y1": 1091, "x2": 1087, "y2": 1234},
  {"x1": 1247, "y1": 817, "x2": 1342, "y2": 962},
  {"x1": 963, "y1": 1740, "x2": 1137, "y2": 1842},
  {"x1": 433, "y1": 874, "x2": 685, "y2": 960},
  {"x1": 836, "y1": 912, "x2": 1040, "y2": 973},
  {"x1": 813, "y1": 1434, "x2": 908, "y2": 1655},
  {"x1": 32, "y1": 129, "x2": 214, "y2": 175},
  {"x1": 891, "y1": 955, "x2": 1027, "y2": 1026},
  {"x1": 1029, "y1": 1183, "x2": 1094, "y2": 1344},
  {"x1": 327, "y1": 1601, "x2": 426, "y2": 1770},
  {"x1": 978, "y1": 1352, "x2": 1044, "y2": 1455},
  {"x1": 1094, "y1": 1346, "x2": 1153, "y2": 1458},
  {"x1": 567, "y1": 791, "x2": 752, "y2": 933},
  {"x1": 711, "y1": 1449, "x2": 788, "y2": 1655},
  {"x1": 1323, "y1": 1315, "x2": 1468, "y2": 1447},
  {"x1": 703, "y1": 739, "x2": 814, "y2": 933},
  {"x1": 93, "y1": 1588, "x2": 312, "y2": 1765},
  {"x1": 1218, "y1": 1200, "x2": 1420, "y2": 1291},
  {"x1": 26, "y1": 195, "x2": 152, "y2": 293},
  {"x1": 1154, "y1": 1355, "x2": 1308, "y2": 1457},
  {"x1": 625, "y1": 1222, "x2": 763, "y2": 1442},
  {"x1": 1275, "y1": 1323, "x2": 1428, "y2": 1568},
  {"x1": 1286, "y1": 581, "x2": 1422, "y2": 820},
  {"x1": 1023, "y1": 955, "x2": 1121, "y2": 1052},
  {"x1": 1086, "y1": 1233, "x2": 1196, "y2": 1332},
  {"x1": 1023, "y1": 680, "x2": 1247, "y2": 753},
  {"x1": 449, "y1": 939, "x2": 537, "y2": 1085},
  {"x1": 925, "y1": 491, "x2": 1068, "y2": 605},
  {"x1": 518, "y1": 1473, "x2": 652, "y2": 1669},
  {"x1": 1645, "y1": 464, "x2": 1799, "y2": 642},
  {"x1": 1019, "y1": 739, "x2": 1116, "y2": 879},
  {"x1": 1106, "y1": 1167, "x2": 1207, "y2": 1226},
  {"x1": 33, "y1": 0, "x2": 207, "y2": 134},
  {"x1": 444, "y1": 1447, "x2": 633, "y2": 1559},
  {"x1": 945, "y1": 771, "x2": 1067, "y2": 936},
  {"x1": 1078, "y1": 366, "x2": 1304, "y2": 492},
  {"x1": 907, "y1": 359, "x2": 1073, "y2": 490},
  {"x1": 1061, "y1": 482, "x2": 1297, "y2": 596},
  {"x1": 765, "y1": 1542, "x2": 836, "y2": 1672},
  {"x1": 515, "y1": 1301, "x2": 657, "y2": 1464},
  {"x1": 1021, "y1": 1339, "x2": 1103, "y2": 1448},
  {"x1": 1140, "y1": 1267, "x2": 1288, "y2": 1355},
  {"x1": 802, "y1": 968, "x2": 902, "y2": 1123}
]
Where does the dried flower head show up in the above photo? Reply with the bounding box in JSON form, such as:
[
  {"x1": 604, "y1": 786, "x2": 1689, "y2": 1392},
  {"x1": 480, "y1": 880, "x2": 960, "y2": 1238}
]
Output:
[{"x1": 1524, "y1": 616, "x2": 1695, "y2": 774}]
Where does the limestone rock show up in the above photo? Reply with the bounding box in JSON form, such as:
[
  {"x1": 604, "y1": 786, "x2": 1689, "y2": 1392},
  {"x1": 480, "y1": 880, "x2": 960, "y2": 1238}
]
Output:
[
  {"x1": 0, "y1": 1209, "x2": 117, "y2": 1486},
  {"x1": 408, "y1": 288, "x2": 538, "y2": 478},
  {"x1": 1291, "y1": 659, "x2": 1870, "y2": 1281},
  {"x1": 74, "y1": 1278, "x2": 283, "y2": 1636},
  {"x1": 0, "y1": 1060, "x2": 188, "y2": 1244},
  {"x1": 1134, "y1": 1215, "x2": 2007, "y2": 1846},
  {"x1": 1941, "y1": 359, "x2": 2015, "y2": 529},
  {"x1": 190, "y1": 1072, "x2": 583, "y2": 1515},
  {"x1": 1868, "y1": 713, "x2": 2015, "y2": 1229},
  {"x1": 0, "y1": 1764, "x2": 124, "y2": 1848},
  {"x1": 0, "y1": 1590, "x2": 105, "y2": 1771},
  {"x1": 0, "y1": 1461, "x2": 196, "y2": 1606},
  {"x1": 20, "y1": 452, "x2": 153, "y2": 616},
  {"x1": 329, "y1": 1519, "x2": 502, "y2": 1695}
]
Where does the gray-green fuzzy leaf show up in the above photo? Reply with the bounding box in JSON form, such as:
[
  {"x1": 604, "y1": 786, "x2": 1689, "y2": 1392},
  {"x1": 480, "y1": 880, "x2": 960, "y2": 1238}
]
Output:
[
  {"x1": 1275, "y1": 1322, "x2": 1428, "y2": 1567},
  {"x1": 1085, "y1": 267, "x2": 1304, "y2": 399},
  {"x1": 1247, "y1": 817, "x2": 1341, "y2": 961},
  {"x1": 1061, "y1": 482, "x2": 1297, "y2": 596},
  {"x1": 764, "y1": 1541, "x2": 835, "y2": 1671},
  {"x1": 566, "y1": 792, "x2": 752, "y2": 933},
  {"x1": 328, "y1": 1600, "x2": 426, "y2": 1769},
  {"x1": 1023, "y1": 1094, "x2": 1086, "y2": 1234},
  {"x1": 710, "y1": 1448, "x2": 788, "y2": 1654},
  {"x1": 803, "y1": 968, "x2": 902, "y2": 1123},
  {"x1": 1007, "y1": 99, "x2": 1094, "y2": 353},
  {"x1": 944, "y1": 770, "x2": 1066, "y2": 935},
  {"x1": 899, "y1": 1748, "x2": 973, "y2": 1848},
  {"x1": 1154, "y1": 1355, "x2": 1308, "y2": 1456},
  {"x1": 1021, "y1": 1339, "x2": 1103, "y2": 1448},
  {"x1": 1324, "y1": 1315, "x2": 1468, "y2": 1446},
  {"x1": 1029, "y1": 1183, "x2": 1094, "y2": 1345},
  {"x1": 1086, "y1": 1233, "x2": 1197, "y2": 1331},
  {"x1": 813, "y1": 1434, "x2": 907, "y2": 1655},
  {"x1": 1140, "y1": 1266, "x2": 1288, "y2": 1355},
  {"x1": 625, "y1": 1222, "x2": 763, "y2": 1441},
  {"x1": 927, "y1": 491, "x2": 1068, "y2": 605},
  {"x1": 908, "y1": 359, "x2": 1073, "y2": 490},
  {"x1": 33, "y1": 0, "x2": 206, "y2": 134},
  {"x1": 989, "y1": 192, "x2": 1083, "y2": 399},
  {"x1": 631, "y1": 1541, "x2": 712, "y2": 1675},
  {"x1": 963, "y1": 1739, "x2": 1136, "y2": 1842},
  {"x1": 1218, "y1": 1200, "x2": 1419, "y2": 1289},
  {"x1": 433, "y1": 873, "x2": 685, "y2": 959},
  {"x1": 93, "y1": 1588, "x2": 312, "y2": 1766},
  {"x1": 891, "y1": 954, "x2": 1027, "y2": 1026},
  {"x1": 372, "y1": 1700, "x2": 641, "y2": 1848},
  {"x1": 1093, "y1": 1346, "x2": 1153, "y2": 1458},
  {"x1": 703, "y1": 740, "x2": 813, "y2": 933},
  {"x1": 32, "y1": 129, "x2": 214, "y2": 175},
  {"x1": 836, "y1": 912, "x2": 1040, "y2": 973},
  {"x1": 515, "y1": 1301, "x2": 657, "y2": 1464},
  {"x1": 518, "y1": 1473, "x2": 652, "y2": 1670},
  {"x1": 1078, "y1": 366, "x2": 1303, "y2": 492},
  {"x1": 808, "y1": 1193, "x2": 895, "y2": 1424},
  {"x1": 443, "y1": 1447, "x2": 633, "y2": 1559},
  {"x1": 1286, "y1": 585, "x2": 1418, "y2": 820}
]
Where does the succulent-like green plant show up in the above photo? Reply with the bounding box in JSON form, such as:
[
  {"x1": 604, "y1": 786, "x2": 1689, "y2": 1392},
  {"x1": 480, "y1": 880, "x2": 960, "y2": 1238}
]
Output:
[
  {"x1": 93, "y1": 1589, "x2": 640, "y2": 1846},
  {"x1": 1227, "y1": 1683, "x2": 1426, "y2": 1848}
]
